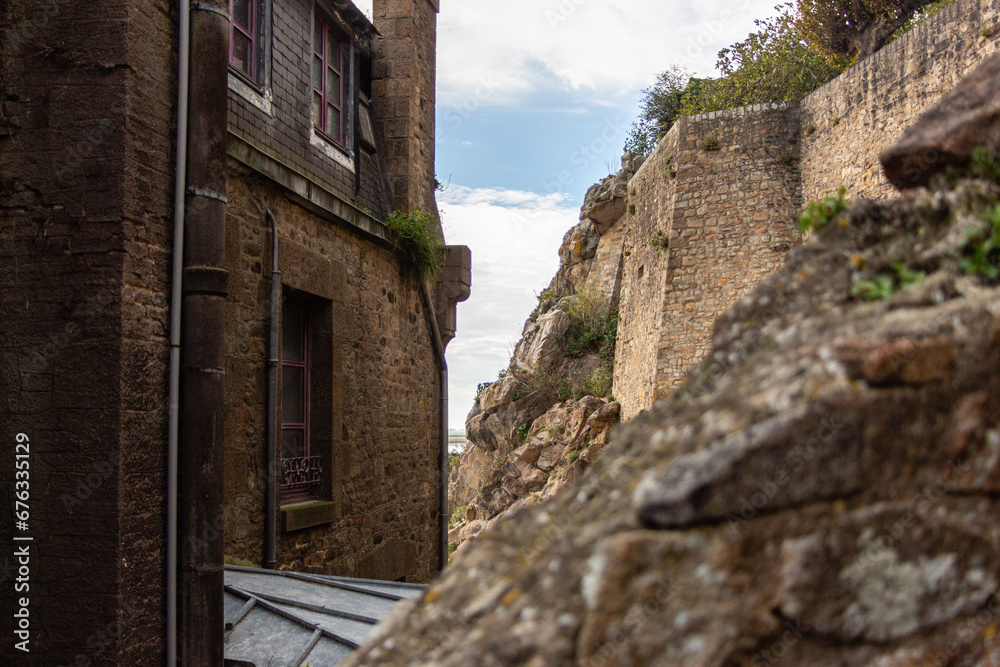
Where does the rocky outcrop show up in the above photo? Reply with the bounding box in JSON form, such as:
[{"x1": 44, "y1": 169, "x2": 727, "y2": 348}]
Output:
[
  {"x1": 549, "y1": 152, "x2": 643, "y2": 296},
  {"x1": 446, "y1": 158, "x2": 640, "y2": 553},
  {"x1": 449, "y1": 396, "x2": 620, "y2": 556},
  {"x1": 345, "y1": 57, "x2": 1000, "y2": 666}
]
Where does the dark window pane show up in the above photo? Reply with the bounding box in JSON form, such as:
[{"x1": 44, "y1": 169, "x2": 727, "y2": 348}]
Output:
[
  {"x1": 312, "y1": 55, "x2": 323, "y2": 90},
  {"x1": 327, "y1": 33, "x2": 339, "y2": 67},
  {"x1": 281, "y1": 430, "x2": 304, "y2": 459},
  {"x1": 282, "y1": 302, "x2": 304, "y2": 362},
  {"x1": 328, "y1": 105, "x2": 340, "y2": 140},
  {"x1": 313, "y1": 17, "x2": 323, "y2": 54},
  {"x1": 327, "y1": 69, "x2": 341, "y2": 105},
  {"x1": 282, "y1": 366, "x2": 304, "y2": 423},
  {"x1": 232, "y1": 32, "x2": 251, "y2": 76},
  {"x1": 233, "y1": 0, "x2": 251, "y2": 30}
]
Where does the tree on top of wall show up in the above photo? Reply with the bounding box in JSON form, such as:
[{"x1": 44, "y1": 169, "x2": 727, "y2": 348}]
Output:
[
  {"x1": 625, "y1": 4, "x2": 843, "y2": 154},
  {"x1": 681, "y1": 5, "x2": 844, "y2": 116},
  {"x1": 795, "y1": 0, "x2": 940, "y2": 63},
  {"x1": 624, "y1": 65, "x2": 691, "y2": 156}
]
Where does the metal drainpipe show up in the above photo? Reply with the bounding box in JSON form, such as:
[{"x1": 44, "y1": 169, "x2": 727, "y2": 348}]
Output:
[
  {"x1": 166, "y1": 0, "x2": 191, "y2": 660},
  {"x1": 264, "y1": 210, "x2": 280, "y2": 569},
  {"x1": 419, "y1": 283, "x2": 449, "y2": 571},
  {"x1": 178, "y1": 1, "x2": 230, "y2": 665}
]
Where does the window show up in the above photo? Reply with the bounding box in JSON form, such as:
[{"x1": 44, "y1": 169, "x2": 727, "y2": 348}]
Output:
[
  {"x1": 313, "y1": 12, "x2": 345, "y2": 144},
  {"x1": 229, "y1": 0, "x2": 260, "y2": 83},
  {"x1": 280, "y1": 299, "x2": 321, "y2": 497}
]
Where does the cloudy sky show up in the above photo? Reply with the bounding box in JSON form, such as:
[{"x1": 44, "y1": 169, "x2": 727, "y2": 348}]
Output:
[{"x1": 356, "y1": 0, "x2": 780, "y2": 427}]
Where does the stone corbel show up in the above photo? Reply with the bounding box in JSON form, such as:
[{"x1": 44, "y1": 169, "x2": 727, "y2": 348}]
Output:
[{"x1": 434, "y1": 245, "x2": 472, "y2": 350}]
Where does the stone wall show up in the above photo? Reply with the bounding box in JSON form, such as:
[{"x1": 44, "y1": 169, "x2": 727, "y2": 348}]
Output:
[
  {"x1": 0, "y1": 0, "x2": 174, "y2": 663},
  {"x1": 222, "y1": 167, "x2": 443, "y2": 583},
  {"x1": 372, "y1": 0, "x2": 440, "y2": 214},
  {"x1": 801, "y1": 0, "x2": 1000, "y2": 201},
  {"x1": 614, "y1": 105, "x2": 802, "y2": 418},
  {"x1": 611, "y1": 0, "x2": 1000, "y2": 419}
]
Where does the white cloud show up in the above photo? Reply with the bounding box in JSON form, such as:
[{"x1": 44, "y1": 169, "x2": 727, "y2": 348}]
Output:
[
  {"x1": 439, "y1": 185, "x2": 578, "y2": 427},
  {"x1": 355, "y1": 0, "x2": 781, "y2": 108},
  {"x1": 436, "y1": 0, "x2": 782, "y2": 107}
]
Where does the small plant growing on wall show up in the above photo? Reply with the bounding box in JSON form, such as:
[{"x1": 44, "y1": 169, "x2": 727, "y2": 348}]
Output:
[
  {"x1": 386, "y1": 208, "x2": 441, "y2": 281},
  {"x1": 650, "y1": 230, "x2": 669, "y2": 255},
  {"x1": 700, "y1": 135, "x2": 720, "y2": 151},
  {"x1": 779, "y1": 151, "x2": 794, "y2": 165},
  {"x1": 628, "y1": 202, "x2": 637, "y2": 215},
  {"x1": 969, "y1": 147, "x2": 1000, "y2": 182},
  {"x1": 805, "y1": 123, "x2": 817, "y2": 135},
  {"x1": 850, "y1": 263, "x2": 926, "y2": 301},
  {"x1": 798, "y1": 187, "x2": 851, "y2": 233},
  {"x1": 959, "y1": 204, "x2": 1000, "y2": 282},
  {"x1": 830, "y1": 116, "x2": 841, "y2": 127},
  {"x1": 663, "y1": 156, "x2": 676, "y2": 178},
  {"x1": 981, "y1": 26, "x2": 996, "y2": 38}
]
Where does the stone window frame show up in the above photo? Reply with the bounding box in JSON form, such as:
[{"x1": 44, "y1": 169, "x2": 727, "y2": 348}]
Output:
[{"x1": 312, "y1": 10, "x2": 347, "y2": 147}]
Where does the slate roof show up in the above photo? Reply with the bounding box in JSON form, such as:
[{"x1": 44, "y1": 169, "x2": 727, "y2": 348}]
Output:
[{"x1": 223, "y1": 565, "x2": 425, "y2": 667}]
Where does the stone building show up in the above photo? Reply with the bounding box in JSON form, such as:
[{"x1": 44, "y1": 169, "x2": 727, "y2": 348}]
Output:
[{"x1": 0, "y1": 0, "x2": 467, "y2": 664}]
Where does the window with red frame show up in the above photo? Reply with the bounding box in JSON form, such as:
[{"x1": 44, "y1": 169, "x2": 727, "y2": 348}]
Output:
[
  {"x1": 229, "y1": 0, "x2": 258, "y2": 82},
  {"x1": 280, "y1": 300, "x2": 320, "y2": 497},
  {"x1": 312, "y1": 12, "x2": 345, "y2": 144}
]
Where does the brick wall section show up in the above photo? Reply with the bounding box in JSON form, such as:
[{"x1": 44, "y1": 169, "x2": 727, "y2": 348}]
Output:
[
  {"x1": 0, "y1": 0, "x2": 173, "y2": 663},
  {"x1": 372, "y1": 0, "x2": 439, "y2": 214},
  {"x1": 228, "y1": 0, "x2": 391, "y2": 222},
  {"x1": 613, "y1": 105, "x2": 803, "y2": 419},
  {"x1": 800, "y1": 0, "x2": 1000, "y2": 201},
  {"x1": 222, "y1": 167, "x2": 442, "y2": 583}
]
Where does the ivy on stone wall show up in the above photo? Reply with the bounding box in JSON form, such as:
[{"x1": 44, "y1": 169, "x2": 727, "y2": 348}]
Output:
[{"x1": 386, "y1": 208, "x2": 441, "y2": 282}]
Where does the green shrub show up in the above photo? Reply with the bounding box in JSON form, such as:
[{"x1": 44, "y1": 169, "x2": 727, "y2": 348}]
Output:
[
  {"x1": 560, "y1": 287, "x2": 606, "y2": 328},
  {"x1": 798, "y1": 187, "x2": 850, "y2": 233},
  {"x1": 850, "y1": 263, "x2": 926, "y2": 301},
  {"x1": 779, "y1": 150, "x2": 794, "y2": 165},
  {"x1": 556, "y1": 378, "x2": 572, "y2": 402},
  {"x1": 700, "y1": 135, "x2": 721, "y2": 151},
  {"x1": 449, "y1": 505, "x2": 467, "y2": 529},
  {"x1": 650, "y1": 230, "x2": 669, "y2": 254},
  {"x1": 960, "y1": 204, "x2": 1000, "y2": 282},
  {"x1": 386, "y1": 208, "x2": 441, "y2": 281},
  {"x1": 582, "y1": 365, "x2": 614, "y2": 399},
  {"x1": 970, "y1": 147, "x2": 1000, "y2": 182}
]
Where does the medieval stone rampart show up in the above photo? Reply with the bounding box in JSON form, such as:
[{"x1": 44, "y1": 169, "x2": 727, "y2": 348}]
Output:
[
  {"x1": 801, "y1": 0, "x2": 1000, "y2": 201},
  {"x1": 610, "y1": 0, "x2": 1000, "y2": 419},
  {"x1": 613, "y1": 104, "x2": 802, "y2": 416}
]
